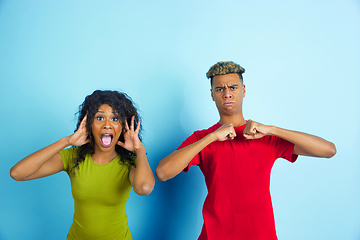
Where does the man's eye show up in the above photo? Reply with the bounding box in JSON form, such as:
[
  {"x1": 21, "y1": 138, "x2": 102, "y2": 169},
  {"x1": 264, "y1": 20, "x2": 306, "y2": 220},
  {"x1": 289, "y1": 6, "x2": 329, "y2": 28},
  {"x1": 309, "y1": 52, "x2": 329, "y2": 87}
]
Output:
[
  {"x1": 217, "y1": 88, "x2": 223, "y2": 92},
  {"x1": 230, "y1": 86, "x2": 237, "y2": 90}
]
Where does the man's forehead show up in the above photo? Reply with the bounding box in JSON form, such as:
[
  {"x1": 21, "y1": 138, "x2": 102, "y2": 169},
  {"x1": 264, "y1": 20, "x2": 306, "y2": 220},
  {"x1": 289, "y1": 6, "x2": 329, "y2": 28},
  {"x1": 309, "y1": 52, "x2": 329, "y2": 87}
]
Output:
[{"x1": 213, "y1": 74, "x2": 242, "y2": 85}]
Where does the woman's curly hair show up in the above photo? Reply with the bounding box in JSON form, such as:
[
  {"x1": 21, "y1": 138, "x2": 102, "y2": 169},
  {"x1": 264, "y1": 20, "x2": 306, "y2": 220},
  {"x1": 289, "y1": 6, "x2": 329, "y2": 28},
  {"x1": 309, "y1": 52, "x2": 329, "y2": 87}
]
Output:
[{"x1": 70, "y1": 90, "x2": 141, "y2": 175}]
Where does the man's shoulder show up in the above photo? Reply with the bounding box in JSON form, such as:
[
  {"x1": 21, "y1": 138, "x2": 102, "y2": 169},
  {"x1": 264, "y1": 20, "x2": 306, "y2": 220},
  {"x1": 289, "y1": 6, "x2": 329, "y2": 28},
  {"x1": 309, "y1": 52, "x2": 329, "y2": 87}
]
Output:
[{"x1": 192, "y1": 122, "x2": 221, "y2": 138}]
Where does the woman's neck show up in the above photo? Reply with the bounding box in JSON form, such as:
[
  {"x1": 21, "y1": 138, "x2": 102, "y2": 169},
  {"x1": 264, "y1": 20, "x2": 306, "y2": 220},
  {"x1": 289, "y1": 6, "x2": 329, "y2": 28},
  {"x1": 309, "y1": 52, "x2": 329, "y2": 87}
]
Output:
[{"x1": 91, "y1": 149, "x2": 118, "y2": 165}]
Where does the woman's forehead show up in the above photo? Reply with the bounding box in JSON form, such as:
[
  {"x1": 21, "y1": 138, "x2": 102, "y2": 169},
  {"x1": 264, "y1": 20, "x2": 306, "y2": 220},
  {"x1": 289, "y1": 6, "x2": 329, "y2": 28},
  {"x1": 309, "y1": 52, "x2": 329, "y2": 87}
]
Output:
[{"x1": 96, "y1": 104, "x2": 119, "y2": 114}]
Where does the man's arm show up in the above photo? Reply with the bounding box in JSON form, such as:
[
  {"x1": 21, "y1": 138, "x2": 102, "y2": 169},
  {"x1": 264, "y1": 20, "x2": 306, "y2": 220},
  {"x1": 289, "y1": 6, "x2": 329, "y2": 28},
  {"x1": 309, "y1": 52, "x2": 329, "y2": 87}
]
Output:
[
  {"x1": 156, "y1": 123, "x2": 237, "y2": 181},
  {"x1": 243, "y1": 120, "x2": 336, "y2": 158}
]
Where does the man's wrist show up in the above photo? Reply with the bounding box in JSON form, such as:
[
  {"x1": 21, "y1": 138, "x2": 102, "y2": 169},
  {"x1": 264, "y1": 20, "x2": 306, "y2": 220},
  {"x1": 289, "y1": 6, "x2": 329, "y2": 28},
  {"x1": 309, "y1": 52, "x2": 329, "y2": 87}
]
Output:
[
  {"x1": 267, "y1": 125, "x2": 278, "y2": 136},
  {"x1": 207, "y1": 132, "x2": 218, "y2": 143}
]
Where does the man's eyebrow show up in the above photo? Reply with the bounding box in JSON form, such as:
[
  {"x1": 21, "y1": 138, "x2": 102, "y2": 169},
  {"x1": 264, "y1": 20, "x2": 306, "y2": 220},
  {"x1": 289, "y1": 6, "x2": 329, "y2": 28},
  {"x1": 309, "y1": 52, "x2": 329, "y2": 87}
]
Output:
[{"x1": 215, "y1": 84, "x2": 239, "y2": 89}]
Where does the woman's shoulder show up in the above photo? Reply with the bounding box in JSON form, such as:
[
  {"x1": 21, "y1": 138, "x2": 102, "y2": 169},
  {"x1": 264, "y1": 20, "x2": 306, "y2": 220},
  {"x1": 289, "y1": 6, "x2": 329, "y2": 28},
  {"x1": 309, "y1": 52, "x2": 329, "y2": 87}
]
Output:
[
  {"x1": 60, "y1": 147, "x2": 80, "y2": 173},
  {"x1": 117, "y1": 154, "x2": 137, "y2": 170},
  {"x1": 60, "y1": 146, "x2": 79, "y2": 158}
]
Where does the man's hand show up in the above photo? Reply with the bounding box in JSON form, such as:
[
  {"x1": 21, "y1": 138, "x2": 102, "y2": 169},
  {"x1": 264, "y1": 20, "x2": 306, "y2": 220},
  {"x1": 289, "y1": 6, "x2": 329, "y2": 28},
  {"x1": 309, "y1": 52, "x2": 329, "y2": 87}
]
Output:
[
  {"x1": 243, "y1": 120, "x2": 271, "y2": 140},
  {"x1": 212, "y1": 122, "x2": 237, "y2": 141}
]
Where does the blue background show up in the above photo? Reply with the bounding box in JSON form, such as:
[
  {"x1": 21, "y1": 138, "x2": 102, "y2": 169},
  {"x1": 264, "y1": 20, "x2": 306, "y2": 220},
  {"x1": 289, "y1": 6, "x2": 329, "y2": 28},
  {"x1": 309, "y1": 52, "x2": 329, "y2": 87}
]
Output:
[{"x1": 1, "y1": 1, "x2": 359, "y2": 239}]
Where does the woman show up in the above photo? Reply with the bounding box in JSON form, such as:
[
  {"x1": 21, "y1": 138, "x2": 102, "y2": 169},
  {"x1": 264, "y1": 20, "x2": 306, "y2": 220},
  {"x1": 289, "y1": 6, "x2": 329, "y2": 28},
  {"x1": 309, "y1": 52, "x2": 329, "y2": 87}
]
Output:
[{"x1": 10, "y1": 90, "x2": 155, "y2": 239}]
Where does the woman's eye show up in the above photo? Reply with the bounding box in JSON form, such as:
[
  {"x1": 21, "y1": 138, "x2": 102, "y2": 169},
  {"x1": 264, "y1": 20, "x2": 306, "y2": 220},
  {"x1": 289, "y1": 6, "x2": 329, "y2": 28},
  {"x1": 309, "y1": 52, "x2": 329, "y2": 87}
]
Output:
[
  {"x1": 96, "y1": 116, "x2": 104, "y2": 121},
  {"x1": 112, "y1": 117, "x2": 119, "y2": 122}
]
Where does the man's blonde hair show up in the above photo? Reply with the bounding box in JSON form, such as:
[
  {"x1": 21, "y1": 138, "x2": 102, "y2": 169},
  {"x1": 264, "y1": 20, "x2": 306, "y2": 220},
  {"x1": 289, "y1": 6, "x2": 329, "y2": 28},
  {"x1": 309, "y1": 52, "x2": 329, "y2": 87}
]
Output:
[{"x1": 206, "y1": 61, "x2": 245, "y2": 86}]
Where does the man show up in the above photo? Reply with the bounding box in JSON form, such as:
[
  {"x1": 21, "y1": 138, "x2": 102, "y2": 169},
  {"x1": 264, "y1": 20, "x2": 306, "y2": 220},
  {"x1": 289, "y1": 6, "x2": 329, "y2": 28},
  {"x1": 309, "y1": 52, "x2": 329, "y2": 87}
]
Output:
[{"x1": 156, "y1": 61, "x2": 336, "y2": 240}]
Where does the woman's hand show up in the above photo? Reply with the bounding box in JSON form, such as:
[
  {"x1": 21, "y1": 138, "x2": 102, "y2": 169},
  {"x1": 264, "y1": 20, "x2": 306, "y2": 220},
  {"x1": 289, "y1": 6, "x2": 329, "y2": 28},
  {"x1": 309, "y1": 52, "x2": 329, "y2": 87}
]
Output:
[
  {"x1": 67, "y1": 115, "x2": 90, "y2": 146},
  {"x1": 117, "y1": 116, "x2": 142, "y2": 152}
]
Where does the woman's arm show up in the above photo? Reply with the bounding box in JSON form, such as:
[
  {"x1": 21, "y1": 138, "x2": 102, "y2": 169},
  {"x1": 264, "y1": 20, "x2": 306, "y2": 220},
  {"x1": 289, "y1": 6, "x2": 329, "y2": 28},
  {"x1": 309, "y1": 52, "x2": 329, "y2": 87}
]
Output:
[
  {"x1": 117, "y1": 116, "x2": 155, "y2": 196},
  {"x1": 10, "y1": 139, "x2": 68, "y2": 181},
  {"x1": 129, "y1": 144, "x2": 155, "y2": 196},
  {"x1": 10, "y1": 116, "x2": 90, "y2": 181}
]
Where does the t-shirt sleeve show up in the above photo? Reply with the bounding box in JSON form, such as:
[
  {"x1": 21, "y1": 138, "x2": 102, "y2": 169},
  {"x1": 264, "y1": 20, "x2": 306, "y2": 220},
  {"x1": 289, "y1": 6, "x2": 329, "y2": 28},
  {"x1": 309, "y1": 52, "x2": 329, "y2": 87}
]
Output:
[
  {"x1": 59, "y1": 147, "x2": 77, "y2": 174},
  {"x1": 271, "y1": 136, "x2": 298, "y2": 163},
  {"x1": 176, "y1": 132, "x2": 201, "y2": 172}
]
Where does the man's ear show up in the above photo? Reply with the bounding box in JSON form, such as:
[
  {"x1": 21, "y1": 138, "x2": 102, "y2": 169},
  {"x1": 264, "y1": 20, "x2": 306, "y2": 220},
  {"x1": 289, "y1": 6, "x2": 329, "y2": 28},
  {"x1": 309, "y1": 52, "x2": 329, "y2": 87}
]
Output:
[
  {"x1": 243, "y1": 84, "x2": 246, "y2": 98},
  {"x1": 210, "y1": 88, "x2": 215, "y2": 101}
]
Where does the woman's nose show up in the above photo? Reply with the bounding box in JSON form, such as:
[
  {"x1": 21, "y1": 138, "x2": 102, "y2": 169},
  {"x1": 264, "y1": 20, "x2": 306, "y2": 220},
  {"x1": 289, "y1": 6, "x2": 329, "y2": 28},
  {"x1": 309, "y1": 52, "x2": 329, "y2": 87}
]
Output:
[{"x1": 102, "y1": 118, "x2": 112, "y2": 129}]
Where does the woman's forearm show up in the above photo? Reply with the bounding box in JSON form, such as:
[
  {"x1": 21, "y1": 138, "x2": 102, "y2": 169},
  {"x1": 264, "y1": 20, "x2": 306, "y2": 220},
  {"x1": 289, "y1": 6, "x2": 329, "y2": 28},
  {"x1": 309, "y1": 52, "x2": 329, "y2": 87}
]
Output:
[
  {"x1": 131, "y1": 145, "x2": 155, "y2": 195},
  {"x1": 10, "y1": 137, "x2": 69, "y2": 181}
]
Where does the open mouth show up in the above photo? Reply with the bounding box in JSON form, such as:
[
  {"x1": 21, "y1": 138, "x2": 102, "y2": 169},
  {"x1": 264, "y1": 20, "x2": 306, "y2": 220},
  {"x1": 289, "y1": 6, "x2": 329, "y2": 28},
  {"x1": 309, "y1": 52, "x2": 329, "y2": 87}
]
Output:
[{"x1": 100, "y1": 133, "x2": 113, "y2": 148}]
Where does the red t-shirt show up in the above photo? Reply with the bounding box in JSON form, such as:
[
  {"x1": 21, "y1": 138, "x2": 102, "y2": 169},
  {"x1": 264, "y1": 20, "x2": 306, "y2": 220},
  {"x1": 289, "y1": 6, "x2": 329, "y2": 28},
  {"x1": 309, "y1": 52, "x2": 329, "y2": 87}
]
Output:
[{"x1": 177, "y1": 122, "x2": 298, "y2": 240}]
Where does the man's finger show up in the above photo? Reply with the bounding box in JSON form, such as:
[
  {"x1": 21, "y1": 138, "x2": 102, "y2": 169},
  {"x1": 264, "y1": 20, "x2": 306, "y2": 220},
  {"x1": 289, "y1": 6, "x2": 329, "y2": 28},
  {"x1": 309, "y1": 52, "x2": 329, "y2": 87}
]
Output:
[{"x1": 243, "y1": 133, "x2": 253, "y2": 139}]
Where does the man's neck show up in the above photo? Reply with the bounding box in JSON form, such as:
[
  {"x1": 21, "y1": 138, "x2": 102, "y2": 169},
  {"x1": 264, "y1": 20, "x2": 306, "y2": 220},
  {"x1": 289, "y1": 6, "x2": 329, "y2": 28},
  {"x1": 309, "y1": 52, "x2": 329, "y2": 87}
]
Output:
[{"x1": 219, "y1": 115, "x2": 246, "y2": 127}]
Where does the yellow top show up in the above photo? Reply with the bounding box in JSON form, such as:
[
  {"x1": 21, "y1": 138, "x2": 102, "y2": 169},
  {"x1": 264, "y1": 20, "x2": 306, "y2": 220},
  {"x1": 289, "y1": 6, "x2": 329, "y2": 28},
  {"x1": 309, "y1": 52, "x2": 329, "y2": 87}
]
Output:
[{"x1": 60, "y1": 147, "x2": 135, "y2": 240}]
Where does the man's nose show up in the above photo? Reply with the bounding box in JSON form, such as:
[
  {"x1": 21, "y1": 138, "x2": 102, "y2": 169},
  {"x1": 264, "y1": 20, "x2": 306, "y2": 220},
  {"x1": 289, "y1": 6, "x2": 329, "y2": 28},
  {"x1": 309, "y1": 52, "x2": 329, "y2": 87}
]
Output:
[{"x1": 223, "y1": 88, "x2": 232, "y2": 99}]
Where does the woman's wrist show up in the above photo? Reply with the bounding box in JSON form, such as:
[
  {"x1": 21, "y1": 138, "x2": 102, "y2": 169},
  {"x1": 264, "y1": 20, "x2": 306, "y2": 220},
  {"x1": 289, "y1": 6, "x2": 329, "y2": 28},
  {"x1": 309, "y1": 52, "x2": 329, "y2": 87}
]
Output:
[
  {"x1": 134, "y1": 143, "x2": 145, "y2": 154},
  {"x1": 62, "y1": 136, "x2": 72, "y2": 147}
]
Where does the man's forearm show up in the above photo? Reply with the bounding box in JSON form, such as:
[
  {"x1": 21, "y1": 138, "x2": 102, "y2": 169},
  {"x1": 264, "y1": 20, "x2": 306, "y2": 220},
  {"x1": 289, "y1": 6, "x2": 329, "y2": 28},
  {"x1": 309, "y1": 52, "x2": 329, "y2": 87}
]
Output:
[
  {"x1": 156, "y1": 133, "x2": 217, "y2": 181},
  {"x1": 269, "y1": 126, "x2": 336, "y2": 158}
]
